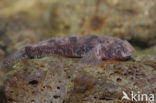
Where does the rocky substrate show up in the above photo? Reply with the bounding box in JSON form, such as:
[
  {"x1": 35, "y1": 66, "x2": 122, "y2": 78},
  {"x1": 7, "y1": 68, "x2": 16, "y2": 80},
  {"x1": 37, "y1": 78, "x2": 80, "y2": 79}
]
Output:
[
  {"x1": 0, "y1": 55, "x2": 155, "y2": 103},
  {"x1": 0, "y1": 0, "x2": 156, "y2": 57}
]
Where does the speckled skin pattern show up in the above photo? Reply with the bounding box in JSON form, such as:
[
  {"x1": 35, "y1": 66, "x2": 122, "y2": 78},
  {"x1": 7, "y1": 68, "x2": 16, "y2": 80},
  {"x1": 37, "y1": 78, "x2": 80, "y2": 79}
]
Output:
[{"x1": 1, "y1": 35, "x2": 134, "y2": 67}]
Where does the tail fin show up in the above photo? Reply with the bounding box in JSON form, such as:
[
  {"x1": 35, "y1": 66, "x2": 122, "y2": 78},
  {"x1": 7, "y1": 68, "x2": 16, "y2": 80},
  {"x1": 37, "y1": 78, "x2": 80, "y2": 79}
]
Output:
[{"x1": 0, "y1": 48, "x2": 28, "y2": 68}]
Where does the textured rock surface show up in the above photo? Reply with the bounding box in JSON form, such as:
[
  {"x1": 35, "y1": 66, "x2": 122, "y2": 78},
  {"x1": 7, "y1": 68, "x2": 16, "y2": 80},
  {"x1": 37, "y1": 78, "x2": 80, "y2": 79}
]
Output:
[
  {"x1": 2, "y1": 55, "x2": 156, "y2": 103},
  {"x1": 3, "y1": 56, "x2": 76, "y2": 103},
  {"x1": 0, "y1": 49, "x2": 5, "y2": 61},
  {"x1": 0, "y1": 0, "x2": 156, "y2": 55}
]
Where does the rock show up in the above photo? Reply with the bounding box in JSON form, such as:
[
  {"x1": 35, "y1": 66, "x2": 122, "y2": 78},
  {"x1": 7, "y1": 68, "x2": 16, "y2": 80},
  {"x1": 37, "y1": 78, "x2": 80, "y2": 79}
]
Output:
[
  {"x1": 4, "y1": 56, "x2": 76, "y2": 103},
  {"x1": 0, "y1": 64, "x2": 6, "y2": 103},
  {"x1": 0, "y1": 0, "x2": 156, "y2": 55},
  {"x1": 0, "y1": 68, "x2": 4, "y2": 88},
  {"x1": 0, "y1": 49, "x2": 5, "y2": 62},
  {"x1": 2, "y1": 55, "x2": 156, "y2": 103},
  {"x1": 142, "y1": 45, "x2": 156, "y2": 56}
]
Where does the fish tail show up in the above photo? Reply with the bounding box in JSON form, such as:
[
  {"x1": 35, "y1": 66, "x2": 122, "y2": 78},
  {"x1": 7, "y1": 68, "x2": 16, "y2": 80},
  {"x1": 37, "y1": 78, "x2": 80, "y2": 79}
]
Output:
[{"x1": 0, "y1": 48, "x2": 28, "y2": 68}]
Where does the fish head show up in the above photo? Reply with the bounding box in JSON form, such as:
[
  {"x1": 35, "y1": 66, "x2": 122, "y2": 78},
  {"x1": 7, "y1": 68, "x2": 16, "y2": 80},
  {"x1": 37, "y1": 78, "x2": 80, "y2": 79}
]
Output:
[{"x1": 95, "y1": 40, "x2": 135, "y2": 60}]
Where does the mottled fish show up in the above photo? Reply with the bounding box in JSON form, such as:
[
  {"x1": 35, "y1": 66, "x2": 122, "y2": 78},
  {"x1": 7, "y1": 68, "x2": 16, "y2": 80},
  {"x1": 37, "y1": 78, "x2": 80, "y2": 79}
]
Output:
[{"x1": 1, "y1": 35, "x2": 135, "y2": 67}]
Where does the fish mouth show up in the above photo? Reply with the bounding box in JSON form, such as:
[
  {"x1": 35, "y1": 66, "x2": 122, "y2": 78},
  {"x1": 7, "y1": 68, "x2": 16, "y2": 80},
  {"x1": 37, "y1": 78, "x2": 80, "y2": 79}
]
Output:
[
  {"x1": 124, "y1": 40, "x2": 135, "y2": 54},
  {"x1": 122, "y1": 42, "x2": 135, "y2": 60}
]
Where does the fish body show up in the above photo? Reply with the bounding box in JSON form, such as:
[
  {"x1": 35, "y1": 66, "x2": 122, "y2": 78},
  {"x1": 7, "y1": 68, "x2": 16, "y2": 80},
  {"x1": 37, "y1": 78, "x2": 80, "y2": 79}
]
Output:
[{"x1": 1, "y1": 35, "x2": 135, "y2": 67}]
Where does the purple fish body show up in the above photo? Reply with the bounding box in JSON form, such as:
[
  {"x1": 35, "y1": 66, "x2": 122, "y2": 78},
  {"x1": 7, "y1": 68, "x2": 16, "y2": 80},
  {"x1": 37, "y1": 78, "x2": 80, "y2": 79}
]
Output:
[{"x1": 1, "y1": 35, "x2": 135, "y2": 67}]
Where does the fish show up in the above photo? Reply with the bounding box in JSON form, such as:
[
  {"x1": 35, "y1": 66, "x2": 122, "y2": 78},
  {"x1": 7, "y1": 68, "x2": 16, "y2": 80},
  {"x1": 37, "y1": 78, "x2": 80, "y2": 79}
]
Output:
[{"x1": 1, "y1": 35, "x2": 135, "y2": 67}]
